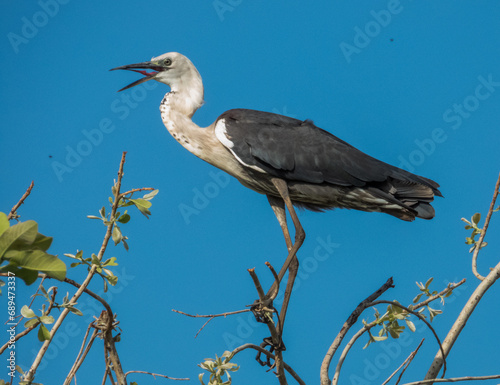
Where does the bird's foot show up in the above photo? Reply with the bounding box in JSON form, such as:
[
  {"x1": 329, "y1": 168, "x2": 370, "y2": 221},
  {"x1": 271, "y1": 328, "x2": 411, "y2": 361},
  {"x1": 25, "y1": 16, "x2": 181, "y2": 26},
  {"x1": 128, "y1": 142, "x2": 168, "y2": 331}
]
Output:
[
  {"x1": 255, "y1": 336, "x2": 286, "y2": 369},
  {"x1": 249, "y1": 298, "x2": 275, "y2": 324}
]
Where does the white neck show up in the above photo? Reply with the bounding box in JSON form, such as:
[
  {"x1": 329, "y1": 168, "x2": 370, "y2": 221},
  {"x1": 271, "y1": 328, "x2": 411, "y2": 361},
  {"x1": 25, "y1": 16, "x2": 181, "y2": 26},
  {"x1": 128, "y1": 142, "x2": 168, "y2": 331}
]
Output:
[{"x1": 160, "y1": 90, "x2": 209, "y2": 159}]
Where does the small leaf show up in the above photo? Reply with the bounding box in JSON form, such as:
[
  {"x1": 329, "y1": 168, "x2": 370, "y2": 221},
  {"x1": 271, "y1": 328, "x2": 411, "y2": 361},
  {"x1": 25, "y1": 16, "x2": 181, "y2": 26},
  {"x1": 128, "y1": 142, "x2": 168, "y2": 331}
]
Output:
[
  {"x1": 413, "y1": 293, "x2": 424, "y2": 303},
  {"x1": 142, "y1": 189, "x2": 159, "y2": 200},
  {"x1": 39, "y1": 315, "x2": 54, "y2": 324},
  {"x1": 129, "y1": 198, "x2": 152, "y2": 217},
  {"x1": 38, "y1": 323, "x2": 51, "y2": 341},
  {"x1": 87, "y1": 215, "x2": 101, "y2": 220},
  {"x1": 472, "y1": 213, "x2": 481, "y2": 224},
  {"x1": 425, "y1": 277, "x2": 433, "y2": 290},
  {"x1": 117, "y1": 213, "x2": 130, "y2": 224},
  {"x1": 21, "y1": 305, "x2": 36, "y2": 319},
  {"x1": 112, "y1": 226, "x2": 123, "y2": 245},
  {"x1": 405, "y1": 319, "x2": 416, "y2": 332},
  {"x1": 24, "y1": 318, "x2": 39, "y2": 328},
  {"x1": 68, "y1": 306, "x2": 83, "y2": 316}
]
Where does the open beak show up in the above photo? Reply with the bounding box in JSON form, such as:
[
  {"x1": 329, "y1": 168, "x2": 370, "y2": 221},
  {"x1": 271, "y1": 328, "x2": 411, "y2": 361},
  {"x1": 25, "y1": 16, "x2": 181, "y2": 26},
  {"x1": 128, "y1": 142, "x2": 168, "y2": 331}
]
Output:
[{"x1": 110, "y1": 61, "x2": 165, "y2": 92}]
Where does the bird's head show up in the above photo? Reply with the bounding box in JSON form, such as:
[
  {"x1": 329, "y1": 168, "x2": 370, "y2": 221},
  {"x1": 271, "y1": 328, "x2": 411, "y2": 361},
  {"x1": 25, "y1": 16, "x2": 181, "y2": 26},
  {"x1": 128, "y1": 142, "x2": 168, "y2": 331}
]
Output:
[{"x1": 110, "y1": 52, "x2": 202, "y2": 93}]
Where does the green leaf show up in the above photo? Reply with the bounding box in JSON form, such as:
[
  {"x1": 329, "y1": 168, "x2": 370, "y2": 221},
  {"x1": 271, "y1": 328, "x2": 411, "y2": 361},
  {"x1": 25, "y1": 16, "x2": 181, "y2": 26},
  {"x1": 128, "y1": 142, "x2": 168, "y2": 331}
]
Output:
[
  {"x1": 424, "y1": 277, "x2": 433, "y2": 290},
  {"x1": 39, "y1": 315, "x2": 54, "y2": 324},
  {"x1": 5, "y1": 249, "x2": 66, "y2": 281},
  {"x1": 87, "y1": 215, "x2": 101, "y2": 220},
  {"x1": 117, "y1": 213, "x2": 130, "y2": 224},
  {"x1": 0, "y1": 212, "x2": 9, "y2": 236},
  {"x1": 406, "y1": 319, "x2": 416, "y2": 332},
  {"x1": 413, "y1": 293, "x2": 423, "y2": 303},
  {"x1": 31, "y1": 233, "x2": 53, "y2": 251},
  {"x1": 112, "y1": 226, "x2": 123, "y2": 245},
  {"x1": 129, "y1": 198, "x2": 152, "y2": 217},
  {"x1": 472, "y1": 213, "x2": 481, "y2": 224},
  {"x1": 103, "y1": 257, "x2": 118, "y2": 267},
  {"x1": 68, "y1": 306, "x2": 83, "y2": 316},
  {"x1": 0, "y1": 220, "x2": 38, "y2": 257},
  {"x1": 38, "y1": 323, "x2": 51, "y2": 341},
  {"x1": 21, "y1": 305, "x2": 36, "y2": 319},
  {"x1": 24, "y1": 318, "x2": 39, "y2": 328},
  {"x1": 0, "y1": 264, "x2": 38, "y2": 285},
  {"x1": 142, "y1": 189, "x2": 159, "y2": 200}
]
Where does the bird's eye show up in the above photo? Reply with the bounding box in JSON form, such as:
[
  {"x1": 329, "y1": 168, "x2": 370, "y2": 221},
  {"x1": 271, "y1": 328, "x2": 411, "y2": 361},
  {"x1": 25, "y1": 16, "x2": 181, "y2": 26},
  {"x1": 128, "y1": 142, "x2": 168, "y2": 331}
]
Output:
[{"x1": 163, "y1": 58, "x2": 172, "y2": 66}]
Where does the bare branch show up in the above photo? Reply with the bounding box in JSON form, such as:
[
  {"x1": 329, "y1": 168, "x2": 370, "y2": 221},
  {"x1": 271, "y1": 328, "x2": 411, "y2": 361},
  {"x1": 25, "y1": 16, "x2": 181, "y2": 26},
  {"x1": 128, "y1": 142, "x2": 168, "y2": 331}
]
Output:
[
  {"x1": 400, "y1": 374, "x2": 500, "y2": 385},
  {"x1": 64, "y1": 325, "x2": 99, "y2": 385},
  {"x1": 124, "y1": 370, "x2": 189, "y2": 381},
  {"x1": 320, "y1": 277, "x2": 394, "y2": 385},
  {"x1": 265, "y1": 261, "x2": 280, "y2": 301},
  {"x1": 472, "y1": 172, "x2": 500, "y2": 280},
  {"x1": 172, "y1": 308, "x2": 250, "y2": 318},
  {"x1": 331, "y1": 321, "x2": 375, "y2": 385},
  {"x1": 120, "y1": 187, "x2": 155, "y2": 197},
  {"x1": 393, "y1": 339, "x2": 425, "y2": 385},
  {"x1": 7, "y1": 181, "x2": 34, "y2": 220}
]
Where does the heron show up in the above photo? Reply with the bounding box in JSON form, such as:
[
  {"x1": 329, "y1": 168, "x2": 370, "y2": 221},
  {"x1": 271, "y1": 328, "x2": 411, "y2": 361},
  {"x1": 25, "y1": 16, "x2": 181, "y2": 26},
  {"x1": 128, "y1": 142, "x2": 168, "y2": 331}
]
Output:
[{"x1": 111, "y1": 52, "x2": 442, "y2": 334}]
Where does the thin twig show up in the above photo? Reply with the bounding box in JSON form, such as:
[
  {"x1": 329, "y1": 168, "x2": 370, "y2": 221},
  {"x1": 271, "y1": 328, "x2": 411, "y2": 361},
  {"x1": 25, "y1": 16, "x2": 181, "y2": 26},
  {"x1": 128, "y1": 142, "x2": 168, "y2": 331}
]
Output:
[
  {"x1": 412, "y1": 279, "x2": 466, "y2": 310},
  {"x1": 24, "y1": 152, "x2": 128, "y2": 384},
  {"x1": 120, "y1": 187, "x2": 155, "y2": 197},
  {"x1": 371, "y1": 300, "x2": 447, "y2": 378},
  {"x1": 195, "y1": 317, "x2": 215, "y2": 338},
  {"x1": 265, "y1": 261, "x2": 280, "y2": 301},
  {"x1": 472, "y1": 172, "x2": 500, "y2": 280},
  {"x1": 331, "y1": 322, "x2": 375, "y2": 385},
  {"x1": 172, "y1": 308, "x2": 250, "y2": 318},
  {"x1": 172, "y1": 308, "x2": 251, "y2": 337},
  {"x1": 401, "y1": 374, "x2": 500, "y2": 385},
  {"x1": 394, "y1": 339, "x2": 425, "y2": 385},
  {"x1": 381, "y1": 339, "x2": 424, "y2": 385},
  {"x1": 0, "y1": 286, "x2": 56, "y2": 355},
  {"x1": 64, "y1": 326, "x2": 99, "y2": 385},
  {"x1": 124, "y1": 370, "x2": 189, "y2": 381},
  {"x1": 320, "y1": 277, "x2": 394, "y2": 385},
  {"x1": 63, "y1": 277, "x2": 114, "y2": 317},
  {"x1": 231, "y1": 344, "x2": 305, "y2": 385},
  {"x1": 7, "y1": 181, "x2": 34, "y2": 220}
]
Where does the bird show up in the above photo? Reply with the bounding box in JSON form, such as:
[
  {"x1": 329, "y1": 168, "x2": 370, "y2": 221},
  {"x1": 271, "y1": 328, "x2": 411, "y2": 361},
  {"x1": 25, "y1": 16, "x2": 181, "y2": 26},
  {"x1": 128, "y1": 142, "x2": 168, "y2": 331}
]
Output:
[{"x1": 110, "y1": 52, "x2": 442, "y2": 331}]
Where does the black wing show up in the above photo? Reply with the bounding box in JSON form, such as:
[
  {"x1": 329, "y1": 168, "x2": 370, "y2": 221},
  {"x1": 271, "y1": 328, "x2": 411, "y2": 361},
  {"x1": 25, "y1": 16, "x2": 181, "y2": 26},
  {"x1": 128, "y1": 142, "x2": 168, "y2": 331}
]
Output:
[{"x1": 216, "y1": 108, "x2": 441, "y2": 193}]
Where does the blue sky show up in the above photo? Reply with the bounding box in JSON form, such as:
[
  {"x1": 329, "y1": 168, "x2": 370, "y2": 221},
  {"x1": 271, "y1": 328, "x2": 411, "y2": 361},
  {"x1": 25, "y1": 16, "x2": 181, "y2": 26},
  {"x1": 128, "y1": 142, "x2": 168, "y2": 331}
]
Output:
[{"x1": 1, "y1": 1, "x2": 500, "y2": 384}]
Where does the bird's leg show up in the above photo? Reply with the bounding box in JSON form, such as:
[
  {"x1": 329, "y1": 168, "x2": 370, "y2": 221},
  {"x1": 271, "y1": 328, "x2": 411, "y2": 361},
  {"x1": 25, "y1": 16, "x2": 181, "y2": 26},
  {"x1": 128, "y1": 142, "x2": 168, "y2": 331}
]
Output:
[
  {"x1": 267, "y1": 195, "x2": 293, "y2": 251},
  {"x1": 267, "y1": 178, "x2": 306, "y2": 334}
]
